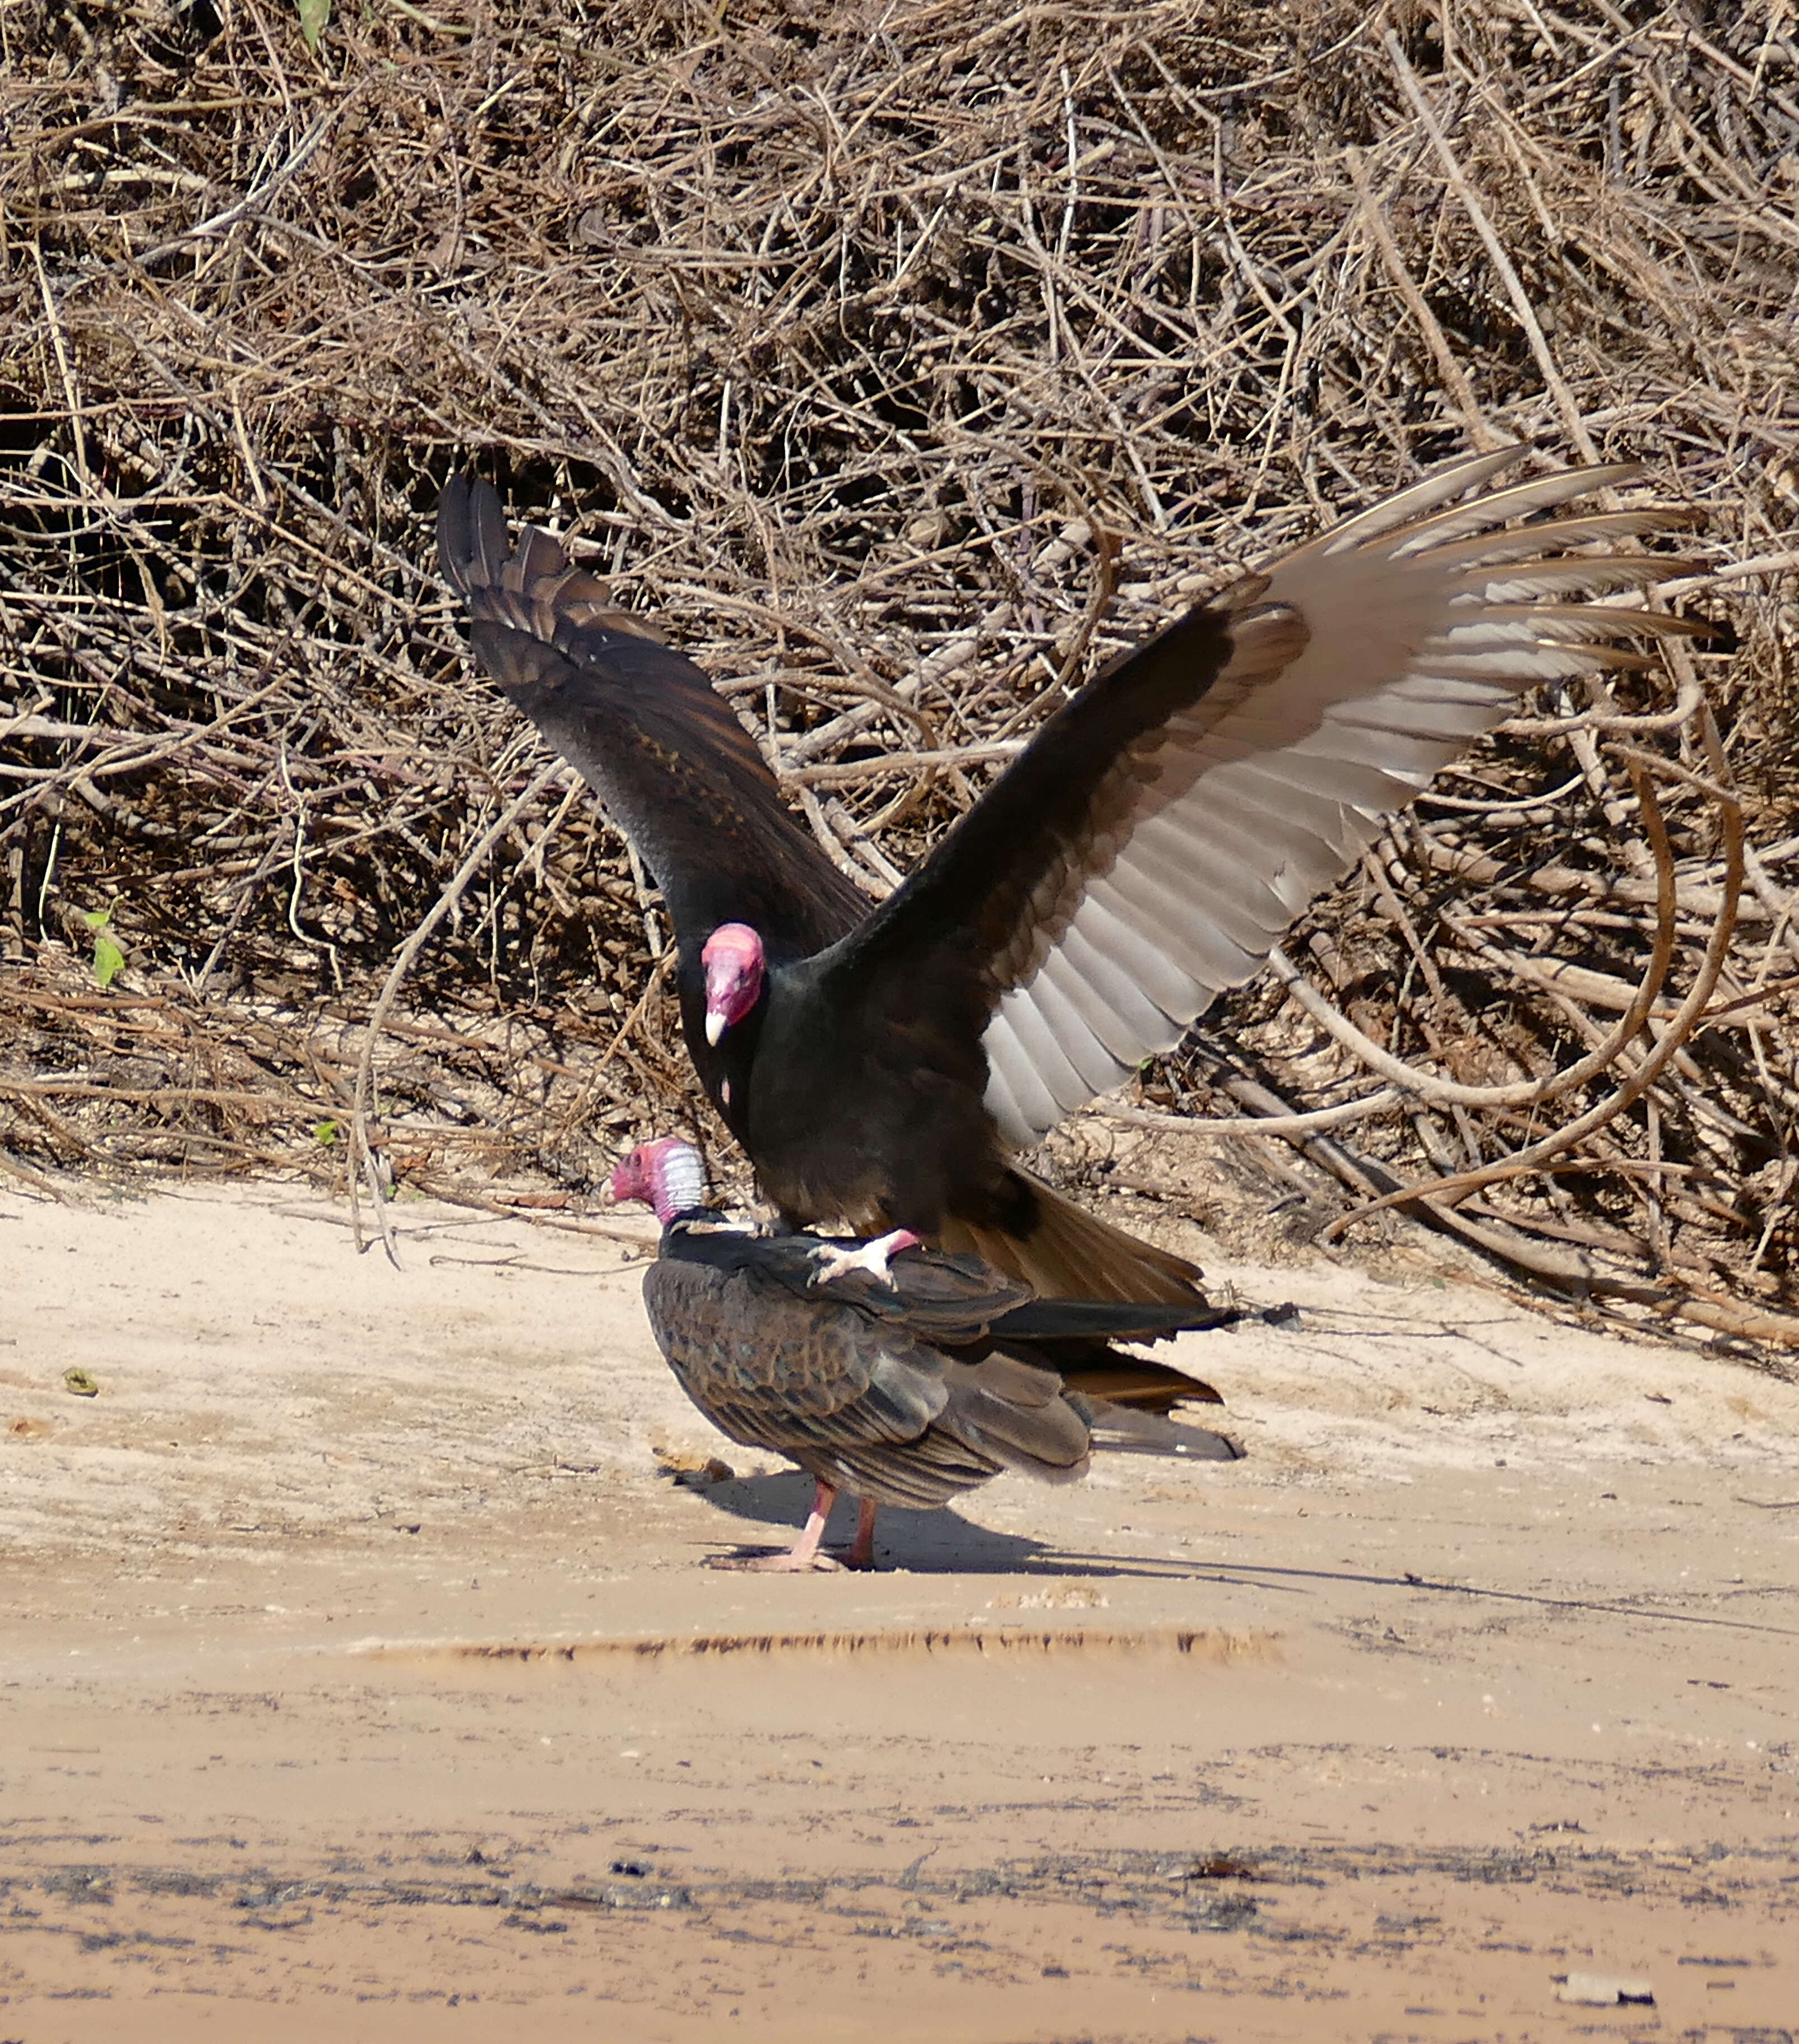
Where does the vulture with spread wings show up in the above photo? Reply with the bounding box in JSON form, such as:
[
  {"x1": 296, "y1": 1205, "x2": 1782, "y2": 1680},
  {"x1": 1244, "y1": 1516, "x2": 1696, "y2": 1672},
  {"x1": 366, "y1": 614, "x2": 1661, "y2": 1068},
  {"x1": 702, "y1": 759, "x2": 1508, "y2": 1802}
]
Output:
[
  {"x1": 440, "y1": 452, "x2": 1695, "y2": 1300},
  {"x1": 609, "y1": 1136, "x2": 1239, "y2": 1572}
]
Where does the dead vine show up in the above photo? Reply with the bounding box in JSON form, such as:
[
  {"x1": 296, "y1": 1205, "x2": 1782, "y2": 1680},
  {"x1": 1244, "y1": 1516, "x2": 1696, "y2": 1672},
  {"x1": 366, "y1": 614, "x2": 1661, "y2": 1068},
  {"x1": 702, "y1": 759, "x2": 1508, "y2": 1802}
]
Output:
[{"x1": 1, "y1": 0, "x2": 1796, "y2": 1349}]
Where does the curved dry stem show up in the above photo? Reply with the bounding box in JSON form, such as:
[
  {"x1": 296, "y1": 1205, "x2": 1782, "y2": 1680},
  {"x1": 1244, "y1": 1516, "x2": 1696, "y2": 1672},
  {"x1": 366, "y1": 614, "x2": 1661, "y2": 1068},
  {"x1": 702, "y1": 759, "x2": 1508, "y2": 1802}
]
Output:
[
  {"x1": 1274, "y1": 767, "x2": 1680, "y2": 1115},
  {"x1": 1099, "y1": 1091, "x2": 1403, "y2": 1139},
  {"x1": 1322, "y1": 743, "x2": 1744, "y2": 1241},
  {"x1": 1501, "y1": 675, "x2": 1707, "y2": 737}
]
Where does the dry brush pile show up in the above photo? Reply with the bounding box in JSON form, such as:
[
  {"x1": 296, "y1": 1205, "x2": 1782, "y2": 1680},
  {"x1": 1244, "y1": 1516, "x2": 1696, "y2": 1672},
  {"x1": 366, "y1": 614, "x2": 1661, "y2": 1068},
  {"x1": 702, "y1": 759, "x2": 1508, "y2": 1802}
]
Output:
[{"x1": 1, "y1": 0, "x2": 1796, "y2": 1349}]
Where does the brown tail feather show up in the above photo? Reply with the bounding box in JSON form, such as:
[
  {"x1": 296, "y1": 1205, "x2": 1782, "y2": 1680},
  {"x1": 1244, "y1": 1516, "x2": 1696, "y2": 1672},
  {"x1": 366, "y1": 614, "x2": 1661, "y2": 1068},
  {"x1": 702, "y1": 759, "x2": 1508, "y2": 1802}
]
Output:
[
  {"x1": 935, "y1": 1169, "x2": 1200, "y2": 1295},
  {"x1": 931, "y1": 1175, "x2": 1227, "y2": 1410},
  {"x1": 1057, "y1": 1361, "x2": 1225, "y2": 1412}
]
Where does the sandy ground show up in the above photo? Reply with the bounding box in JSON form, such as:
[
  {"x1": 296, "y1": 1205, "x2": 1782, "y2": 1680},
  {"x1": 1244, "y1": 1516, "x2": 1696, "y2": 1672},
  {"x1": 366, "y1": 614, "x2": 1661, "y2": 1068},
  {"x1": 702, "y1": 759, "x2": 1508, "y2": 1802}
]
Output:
[{"x1": 2, "y1": 1179, "x2": 1797, "y2": 2043}]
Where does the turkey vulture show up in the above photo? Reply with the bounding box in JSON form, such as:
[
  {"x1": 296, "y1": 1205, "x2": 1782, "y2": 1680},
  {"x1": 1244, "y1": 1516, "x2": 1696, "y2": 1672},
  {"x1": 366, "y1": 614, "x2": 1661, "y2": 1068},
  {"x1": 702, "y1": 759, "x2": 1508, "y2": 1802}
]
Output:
[
  {"x1": 609, "y1": 1136, "x2": 1239, "y2": 1571},
  {"x1": 441, "y1": 452, "x2": 1695, "y2": 1299}
]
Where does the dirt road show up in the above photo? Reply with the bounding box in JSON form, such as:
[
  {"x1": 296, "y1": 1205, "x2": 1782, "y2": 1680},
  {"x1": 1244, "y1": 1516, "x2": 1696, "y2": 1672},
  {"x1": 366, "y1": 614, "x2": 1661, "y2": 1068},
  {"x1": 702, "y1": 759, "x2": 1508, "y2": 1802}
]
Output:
[{"x1": 2, "y1": 1183, "x2": 1795, "y2": 2041}]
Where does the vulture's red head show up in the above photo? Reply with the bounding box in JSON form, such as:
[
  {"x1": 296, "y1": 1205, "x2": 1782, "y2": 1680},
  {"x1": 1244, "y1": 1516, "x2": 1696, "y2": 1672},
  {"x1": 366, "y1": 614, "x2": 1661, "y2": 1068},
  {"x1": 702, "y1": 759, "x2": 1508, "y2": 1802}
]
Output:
[
  {"x1": 608, "y1": 1136, "x2": 708, "y2": 1224},
  {"x1": 701, "y1": 922, "x2": 766, "y2": 1046}
]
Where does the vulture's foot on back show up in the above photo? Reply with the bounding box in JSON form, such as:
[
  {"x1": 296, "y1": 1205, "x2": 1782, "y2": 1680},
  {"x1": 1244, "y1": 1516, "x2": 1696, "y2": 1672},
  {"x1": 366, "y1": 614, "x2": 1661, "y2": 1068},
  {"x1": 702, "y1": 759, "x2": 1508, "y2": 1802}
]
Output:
[{"x1": 810, "y1": 1229, "x2": 922, "y2": 1290}]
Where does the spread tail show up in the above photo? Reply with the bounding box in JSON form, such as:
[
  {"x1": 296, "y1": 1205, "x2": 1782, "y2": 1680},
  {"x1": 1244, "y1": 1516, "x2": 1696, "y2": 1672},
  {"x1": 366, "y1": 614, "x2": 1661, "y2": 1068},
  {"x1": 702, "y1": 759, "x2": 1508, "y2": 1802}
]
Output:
[
  {"x1": 938, "y1": 1168, "x2": 1207, "y2": 1307},
  {"x1": 1064, "y1": 1393, "x2": 1241, "y2": 1461},
  {"x1": 1028, "y1": 1347, "x2": 1225, "y2": 1414}
]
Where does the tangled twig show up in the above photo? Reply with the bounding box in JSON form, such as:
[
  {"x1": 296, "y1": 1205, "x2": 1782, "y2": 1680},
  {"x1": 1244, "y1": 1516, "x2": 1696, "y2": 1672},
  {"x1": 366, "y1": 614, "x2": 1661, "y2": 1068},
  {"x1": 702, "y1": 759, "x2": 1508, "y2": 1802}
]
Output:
[{"x1": 0, "y1": 0, "x2": 1795, "y2": 1346}]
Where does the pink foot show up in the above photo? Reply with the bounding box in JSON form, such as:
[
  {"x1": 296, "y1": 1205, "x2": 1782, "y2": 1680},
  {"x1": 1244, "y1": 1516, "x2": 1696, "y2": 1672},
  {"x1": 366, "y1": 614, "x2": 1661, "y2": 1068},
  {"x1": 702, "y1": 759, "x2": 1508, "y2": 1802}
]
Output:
[
  {"x1": 810, "y1": 1228, "x2": 922, "y2": 1288},
  {"x1": 704, "y1": 1486, "x2": 879, "y2": 1571}
]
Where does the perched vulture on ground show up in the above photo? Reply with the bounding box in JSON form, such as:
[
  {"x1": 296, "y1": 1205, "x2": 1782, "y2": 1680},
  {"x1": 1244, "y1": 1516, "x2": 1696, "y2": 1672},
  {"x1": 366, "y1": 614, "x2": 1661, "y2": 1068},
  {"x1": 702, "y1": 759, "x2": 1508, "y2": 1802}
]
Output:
[
  {"x1": 441, "y1": 452, "x2": 1695, "y2": 1302},
  {"x1": 608, "y1": 1136, "x2": 1240, "y2": 1571}
]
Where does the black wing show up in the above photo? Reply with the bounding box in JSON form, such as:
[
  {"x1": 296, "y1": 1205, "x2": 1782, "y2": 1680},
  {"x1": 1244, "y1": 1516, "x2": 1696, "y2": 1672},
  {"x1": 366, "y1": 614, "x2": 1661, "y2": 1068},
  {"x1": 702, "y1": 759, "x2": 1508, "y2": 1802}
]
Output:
[
  {"x1": 989, "y1": 1295, "x2": 1240, "y2": 1343},
  {"x1": 801, "y1": 451, "x2": 1698, "y2": 1145},
  {"x1": 438, "y1": 475, "x2": 865, "y2": 958},
  {"x1": 642, "y1": 1255, "x2": 1088, "y2": 1509},
  {"x1": 666, "y1": 1224, "x2": 1228, "y2": 1408}
]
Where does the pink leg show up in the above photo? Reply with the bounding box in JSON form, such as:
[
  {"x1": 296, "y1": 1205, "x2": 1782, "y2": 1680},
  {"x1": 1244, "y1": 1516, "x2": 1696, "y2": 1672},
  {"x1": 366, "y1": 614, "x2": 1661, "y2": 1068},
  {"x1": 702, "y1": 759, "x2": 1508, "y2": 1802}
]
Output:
[
  {"x1": 713, "y1": 1478, "x2": 849, "y2": 1572},
  {"x1": 837, "y1": 1497, "x2": 879, "y2": 1571}
]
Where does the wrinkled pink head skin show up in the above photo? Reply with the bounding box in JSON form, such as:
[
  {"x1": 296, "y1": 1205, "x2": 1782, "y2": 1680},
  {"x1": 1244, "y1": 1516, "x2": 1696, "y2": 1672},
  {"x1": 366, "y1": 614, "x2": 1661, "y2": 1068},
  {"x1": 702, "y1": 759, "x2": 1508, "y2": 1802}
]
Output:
[
  {"x1": 701, "y1": 922, "x2": 766, "y2": 1046},
  {"x1": 607, "y1": 1136, "x2": 707, "y2": 1224}
]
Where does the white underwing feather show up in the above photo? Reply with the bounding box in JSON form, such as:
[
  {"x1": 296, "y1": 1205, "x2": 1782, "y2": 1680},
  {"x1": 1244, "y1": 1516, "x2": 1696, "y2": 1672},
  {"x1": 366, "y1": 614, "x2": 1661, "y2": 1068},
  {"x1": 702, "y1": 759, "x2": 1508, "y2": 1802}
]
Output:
[
  {"x1": 1071, "y1": 894, "x2": 1208, "y2": 1022},
  {"x1": 1055, "y1": 918, "x2": 1193, "y2": 1044},
  {"x1": 1028, "y1": 959, "x2": 1135, "y2": 1098}
]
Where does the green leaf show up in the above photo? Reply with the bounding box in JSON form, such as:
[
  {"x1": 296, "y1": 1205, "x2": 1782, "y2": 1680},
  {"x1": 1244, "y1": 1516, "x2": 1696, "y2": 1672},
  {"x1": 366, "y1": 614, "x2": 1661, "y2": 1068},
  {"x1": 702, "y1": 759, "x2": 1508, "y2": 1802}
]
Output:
[
  {"x1": 313, "y1": 1119, "x2": 339, "y2": 1146},
  {"x1": 92, "y1": 931, "x2": 126, "y2": 989},
  {"x1": 297, "y1": 0, "x2": 329, "y2": 51},
  {"x1": 82, "y1": 906, "x2": 113, "y2": 931}
]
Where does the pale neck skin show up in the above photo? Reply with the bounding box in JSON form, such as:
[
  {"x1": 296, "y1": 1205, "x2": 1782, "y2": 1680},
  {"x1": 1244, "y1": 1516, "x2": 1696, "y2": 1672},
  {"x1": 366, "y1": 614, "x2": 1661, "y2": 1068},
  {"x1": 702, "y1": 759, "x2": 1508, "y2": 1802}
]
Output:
[
  {"x1": 647, "y1": 1140, "x2": 707, "y2": 1223},
  {"x1": 609, "y1": 1139, "x2": 709, "y2": 1224}
]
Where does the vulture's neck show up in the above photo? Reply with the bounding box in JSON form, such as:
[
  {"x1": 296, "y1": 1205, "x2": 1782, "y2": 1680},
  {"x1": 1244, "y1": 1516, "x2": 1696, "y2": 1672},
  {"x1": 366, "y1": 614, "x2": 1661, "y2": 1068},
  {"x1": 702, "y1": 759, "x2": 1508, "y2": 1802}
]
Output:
[{"x1": 647, "y1": 1144, "x2": 709, "y2": 1223}]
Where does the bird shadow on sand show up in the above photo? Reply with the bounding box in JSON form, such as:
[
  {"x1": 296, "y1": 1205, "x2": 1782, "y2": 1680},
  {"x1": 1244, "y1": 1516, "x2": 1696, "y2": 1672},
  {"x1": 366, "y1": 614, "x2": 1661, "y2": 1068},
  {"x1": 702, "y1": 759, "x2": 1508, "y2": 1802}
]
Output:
[
  {"x1": 691, "y1": 1476, "x2": 1799, "y2": 1628},
  {"x1": 689, "y1": 1470, "x2": 1201, "y2": 1578}
]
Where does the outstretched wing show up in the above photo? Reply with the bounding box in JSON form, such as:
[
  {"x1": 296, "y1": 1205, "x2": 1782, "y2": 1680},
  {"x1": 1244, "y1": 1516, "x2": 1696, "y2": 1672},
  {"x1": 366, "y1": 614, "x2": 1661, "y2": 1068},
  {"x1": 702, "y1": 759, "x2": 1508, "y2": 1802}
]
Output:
[
  {"x1": 438, "y1": 475, "x2": 865, "y2": 955},
  {"x1": 812, "y1": 449, "x2": 1699, "y2": 1145}
]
